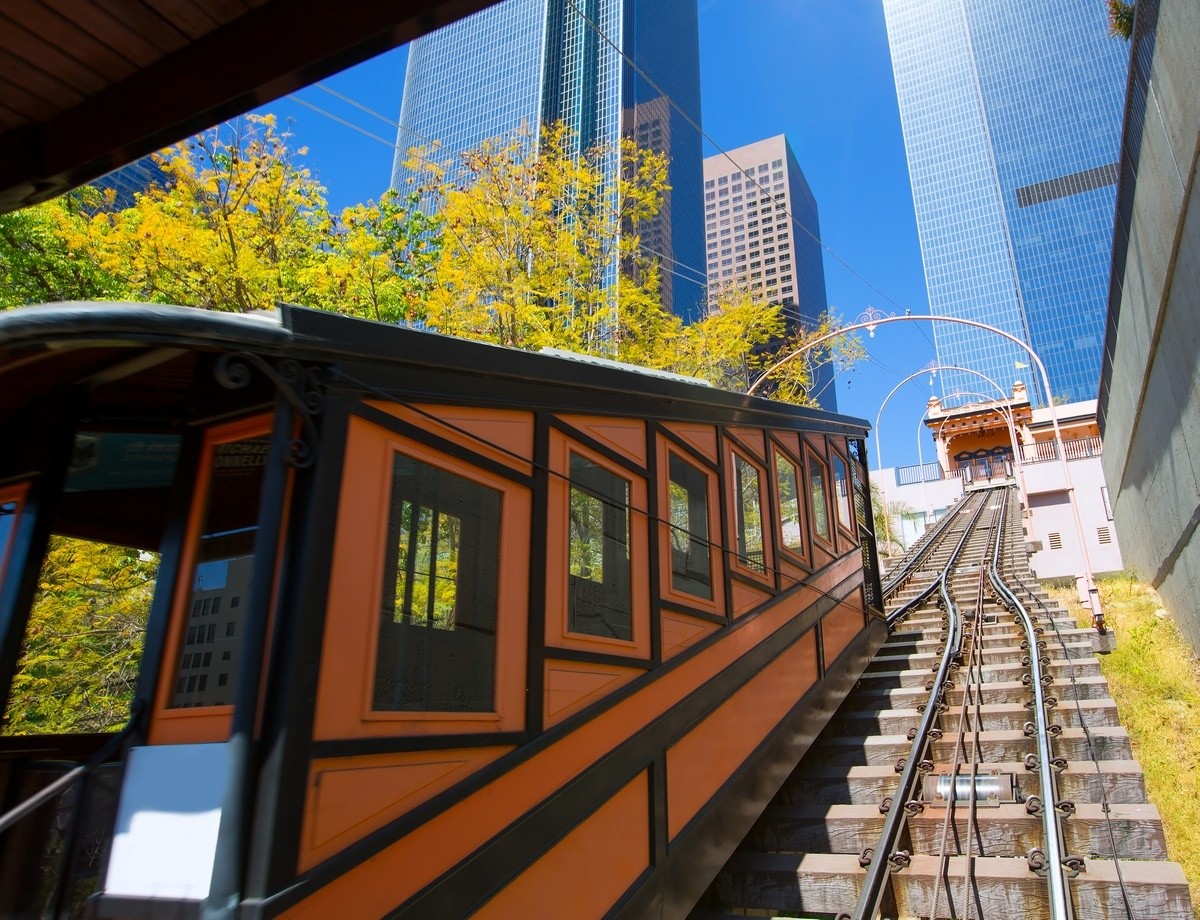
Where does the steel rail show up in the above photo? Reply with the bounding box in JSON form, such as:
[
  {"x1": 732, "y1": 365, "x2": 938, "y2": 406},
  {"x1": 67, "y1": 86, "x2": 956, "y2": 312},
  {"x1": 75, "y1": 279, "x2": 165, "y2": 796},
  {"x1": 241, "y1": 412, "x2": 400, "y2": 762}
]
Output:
[
  {"x1": 881, "y1": 491, "x2": 984, "y2": 600},
  {"x1": 884, "y1": 491, "x2": 989, "y2": 631},
  {"x1": 987, "y1": 494, "x2": 1076, "y2": 920},
  {"x1": 846, "y1": 489, "x2": 995, "y2": 920}
]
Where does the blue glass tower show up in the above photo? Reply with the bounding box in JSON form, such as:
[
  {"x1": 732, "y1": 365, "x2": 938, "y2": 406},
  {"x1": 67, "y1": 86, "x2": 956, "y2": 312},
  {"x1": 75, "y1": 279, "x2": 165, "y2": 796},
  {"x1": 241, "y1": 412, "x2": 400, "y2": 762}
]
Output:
[
  {"x1": 390, "y1": 0, "x2": 705, "y2": 321},
  {"x1": 883, "y1": 0, "x2": 1129, "y2": 405}
]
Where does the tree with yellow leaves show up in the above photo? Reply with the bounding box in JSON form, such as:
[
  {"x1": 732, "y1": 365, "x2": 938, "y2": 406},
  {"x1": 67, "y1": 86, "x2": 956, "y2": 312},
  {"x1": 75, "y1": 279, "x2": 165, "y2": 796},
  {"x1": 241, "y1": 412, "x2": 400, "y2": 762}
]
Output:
[{"x1": 408, "y1": 123, "x2": 666, "y2": 351}]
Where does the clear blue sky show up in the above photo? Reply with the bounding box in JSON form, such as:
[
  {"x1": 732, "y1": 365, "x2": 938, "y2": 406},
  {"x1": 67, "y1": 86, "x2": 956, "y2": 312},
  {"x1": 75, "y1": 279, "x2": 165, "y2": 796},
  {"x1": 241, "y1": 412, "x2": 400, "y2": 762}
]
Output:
[{"x1": 251, "y1": 0, "x2": 943, "y2": 470}]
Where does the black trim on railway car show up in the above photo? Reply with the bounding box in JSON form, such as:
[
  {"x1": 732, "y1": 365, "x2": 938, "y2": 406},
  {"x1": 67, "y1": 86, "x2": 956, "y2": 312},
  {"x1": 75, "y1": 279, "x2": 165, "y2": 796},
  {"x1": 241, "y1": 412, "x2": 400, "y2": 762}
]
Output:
[
  {"x1": 715, "y1": 426, "x2": 734, "y2": 625},
  {"x1": 0, "y1": 397, "x2": 77, "y2": 721},
  {"x1": 130, "y1": 425, "x2": 203, "y2": 742},
  {"x1": 659, "y1": 600, "x2": 728, "y2": 626},
  {"x1": 542, "y1": 647, "x2": 656, "y2": 670},
  {"x1": 245, "y1": 396, "x2": 353, "y2": 898},
  {"x1": 208, "y1": 397, "x2": 300, "y2": 916},
  {"x1": 252, "y1": 563, "x2": 865, "y2": 917},
  {"x1": 309, "y1": 731, "x2": 532, "y2": 759},
  {"x1": 351, "y1": 400, "x2": 535, "y2": 488},
  {"x1": 646, "y1": 422, "x2": 663, "y2": 666},
  {"x1": 612, "y1": 615, "x2": 889, "y2": 919},
  {"x1": 525, "y1": 411, "x2": 552, "y2": 737}
]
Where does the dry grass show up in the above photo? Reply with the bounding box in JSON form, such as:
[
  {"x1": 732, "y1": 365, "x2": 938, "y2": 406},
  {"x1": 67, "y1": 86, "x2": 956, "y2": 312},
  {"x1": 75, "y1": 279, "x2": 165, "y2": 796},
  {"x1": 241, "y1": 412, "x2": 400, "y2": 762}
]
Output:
[{"x1": 1045, "y1": 573, "x2": 1200, "y2": 906}]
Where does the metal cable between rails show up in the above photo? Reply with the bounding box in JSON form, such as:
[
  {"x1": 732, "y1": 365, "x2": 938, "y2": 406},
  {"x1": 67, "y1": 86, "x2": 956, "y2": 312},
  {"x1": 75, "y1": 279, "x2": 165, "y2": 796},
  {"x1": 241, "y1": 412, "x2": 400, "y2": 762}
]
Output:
[
  {"x1": 928, "y1": 511, "x2": 998, "y2": 920},
  {"x1": 844, "y1": 489, "x2": 993, "y2": 919}
]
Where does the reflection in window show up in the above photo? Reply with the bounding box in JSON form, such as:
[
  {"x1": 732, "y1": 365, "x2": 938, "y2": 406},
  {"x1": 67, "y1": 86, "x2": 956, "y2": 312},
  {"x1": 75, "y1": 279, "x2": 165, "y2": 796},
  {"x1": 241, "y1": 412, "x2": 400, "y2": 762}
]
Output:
[
  {"x1": 734, "y1": 454, "x2": 765, "y2": 574},
  {"x1": 775, "y1": 454, "x2": 804, "y2": 553},
  {"x1": 376, "y1": 454, "x2": 500, "y2": 712},
  {"x1": 568, "y1": 454, "x2": 632, "y2": 640},
  {"x1": 0, "y1": 500, "x2": 17, "y2": 578},
  {"x1": 171, "y1": 435, "x2": 268, "y2": 708},
  {"x1": 667, "y1": 454, "x2": 711, "y2": 599},
  {"x1": 833, "y1": 454, "x2": 852, "y2": 531},
  {"x1": 809, "y1": 455, "x2": 831, "y2": 542}
]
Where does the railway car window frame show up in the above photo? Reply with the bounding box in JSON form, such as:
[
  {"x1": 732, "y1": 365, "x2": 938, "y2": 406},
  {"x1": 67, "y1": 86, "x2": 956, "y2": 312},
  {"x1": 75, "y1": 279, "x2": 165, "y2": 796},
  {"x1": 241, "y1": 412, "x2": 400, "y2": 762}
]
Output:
[
  {"x1": 316, "y1": 412, "x2": 531, "y2": 739},
  {"x1": 831, "y1": 449, "x2": 856, "y2": 541},
  {"x1": 730, "y1": 450, "x2": 767, "y2": 577},
  {"x1": 771, "y1": 449, "x2": 808, "y2": 563},
  {"x1": 373, "y1": 452, "x2": 503, "y2": 713},
  {"x1": 666, "y1": 452, "x2": 713, "y2": 600},
  {"x1": 152, "y1": 414, "x2": 276, "y2": 744},
  {"x1": 546, "y1": 431, "x2": 650, "y2": 659},
  {"x1": 806, "y1": 446, "x2": 833, "y2": 548},
  {"x1": 567, "y1": 452, "x2": 633, "y2": 641}
]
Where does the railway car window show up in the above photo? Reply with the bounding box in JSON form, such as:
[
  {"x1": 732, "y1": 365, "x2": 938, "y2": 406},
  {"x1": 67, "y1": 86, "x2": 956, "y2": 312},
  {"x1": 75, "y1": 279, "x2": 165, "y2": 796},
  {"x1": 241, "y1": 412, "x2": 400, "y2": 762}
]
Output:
[
  {"x1": 833, "y1": 454, "x2": 853, "y2": 533},
  {"x1": 169, "y1": 434, "x2": 269, "y2": 709},
  {"x1": 808, "y1": 454, "x2": 831, "y2": 542},
  {"x1": 774, "y1": 453, "x2": 805, "y2": 553},
  {"x1": 568, "y1": 454, "x2": 632, "y2": 641},
  {"x1": 667, "y1": 454, "x2": 712, "y2": 599},
  {"x1": 375, "y1": 454, "x2": 501, "y2": 712},
  {"x1": 733, "y1": 454, "x2": 765, "y2": 574},
  {"x1": 4, "y1": 536, "x2": 159, "y2": 734}
]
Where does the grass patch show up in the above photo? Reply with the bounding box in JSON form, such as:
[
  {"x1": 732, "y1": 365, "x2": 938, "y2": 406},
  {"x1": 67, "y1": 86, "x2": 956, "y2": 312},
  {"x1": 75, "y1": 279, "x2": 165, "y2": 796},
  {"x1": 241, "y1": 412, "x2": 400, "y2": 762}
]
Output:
[{"x1": 1045, "y1": 573, "x2": 1200, "y2": 906}]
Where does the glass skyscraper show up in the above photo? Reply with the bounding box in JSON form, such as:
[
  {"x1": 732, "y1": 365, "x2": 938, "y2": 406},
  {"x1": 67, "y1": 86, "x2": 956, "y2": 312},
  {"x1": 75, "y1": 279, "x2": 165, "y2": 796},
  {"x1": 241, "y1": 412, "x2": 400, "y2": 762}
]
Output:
[
  {"x1": 883, "y1": 0, "x2": 1129, "y2": 405},
  {"x1": 391, "y1": 0, "x2": 706, "y2": 321}
]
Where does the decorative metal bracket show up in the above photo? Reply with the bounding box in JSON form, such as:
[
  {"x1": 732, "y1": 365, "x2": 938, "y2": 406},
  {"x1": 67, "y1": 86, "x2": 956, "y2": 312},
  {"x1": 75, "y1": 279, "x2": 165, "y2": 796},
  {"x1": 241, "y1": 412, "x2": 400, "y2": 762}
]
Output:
[{"x1": 215, "y1": 352, "x2": 326, "y2": 468}]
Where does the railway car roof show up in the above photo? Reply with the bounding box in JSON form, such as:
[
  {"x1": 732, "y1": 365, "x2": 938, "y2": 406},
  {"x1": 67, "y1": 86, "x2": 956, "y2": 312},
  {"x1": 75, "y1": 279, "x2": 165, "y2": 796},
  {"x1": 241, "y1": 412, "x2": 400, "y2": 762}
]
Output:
[{"x1": 0, "y1": 302, "x2": 872, "y2": 435}]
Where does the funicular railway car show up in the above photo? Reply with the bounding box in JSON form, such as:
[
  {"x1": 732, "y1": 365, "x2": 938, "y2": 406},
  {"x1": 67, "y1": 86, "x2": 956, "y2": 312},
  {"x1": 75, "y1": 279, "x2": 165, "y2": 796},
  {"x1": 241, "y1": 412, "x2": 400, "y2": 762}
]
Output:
[{"x1": 0, "y1": 302, "x2": 886, "y2": 918}]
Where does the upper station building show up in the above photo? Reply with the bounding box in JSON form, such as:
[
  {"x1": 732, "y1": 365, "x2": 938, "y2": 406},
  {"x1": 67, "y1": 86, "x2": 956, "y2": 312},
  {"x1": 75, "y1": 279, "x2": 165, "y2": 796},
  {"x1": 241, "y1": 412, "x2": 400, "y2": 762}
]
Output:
[
  {"x1": 882, "y1": 0, "x2": 1129, "y2": 406},
  {"x1": 873, "y1": 384, "x2": 1122, "y2": 581},
  {"x1": 389, "y1": 0, "x2": 707, "y2": 321},
  {"x1": 702, "y1": 136, "x2": 838, "y2": 412}
]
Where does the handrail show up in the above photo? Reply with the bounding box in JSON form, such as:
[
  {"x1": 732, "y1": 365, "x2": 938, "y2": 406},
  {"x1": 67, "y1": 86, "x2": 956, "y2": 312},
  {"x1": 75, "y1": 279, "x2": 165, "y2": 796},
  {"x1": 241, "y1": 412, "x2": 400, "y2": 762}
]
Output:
[
  {"x1": 0, "y1": 700, "x2": 141, "y2": 837},
  {"x1": 849, "y1": 491, "x2": 991, "y2": 919},
  {"x1": 987, "y1": 499, "x2": 1075, "y2": 920}
]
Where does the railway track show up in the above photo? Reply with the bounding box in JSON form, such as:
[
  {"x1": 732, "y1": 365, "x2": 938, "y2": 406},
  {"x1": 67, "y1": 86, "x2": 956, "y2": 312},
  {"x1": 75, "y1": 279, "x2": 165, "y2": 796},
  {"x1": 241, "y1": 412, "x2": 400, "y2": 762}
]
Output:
[{"x1": 693, "y1": 485, "x2": 1193, "y2": 920}]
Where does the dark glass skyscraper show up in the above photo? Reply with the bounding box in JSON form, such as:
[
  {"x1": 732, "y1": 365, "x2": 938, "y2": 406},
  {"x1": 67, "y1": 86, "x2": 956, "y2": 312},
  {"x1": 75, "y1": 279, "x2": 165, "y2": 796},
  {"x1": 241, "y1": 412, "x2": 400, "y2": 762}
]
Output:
[
  {"x1": 883, "y1": 0, "x2": 1129, "y2": 404},
  {"x1": 391, "y1": 0, "x2": 705, "y2": 321}
]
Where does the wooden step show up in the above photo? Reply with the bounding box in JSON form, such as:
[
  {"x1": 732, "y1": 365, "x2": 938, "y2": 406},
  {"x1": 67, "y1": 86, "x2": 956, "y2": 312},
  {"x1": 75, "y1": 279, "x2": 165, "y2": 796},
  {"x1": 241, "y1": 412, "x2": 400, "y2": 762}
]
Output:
[
  {"x1": 808, "y1": 726, "x2": 1131, "y2": 767},
  {"x1": 708, "y1": 852, "x2": 1192, "y2": 918},
  {"x1": 741, "y1": 802, "x2": 1168, "y2": 860}
]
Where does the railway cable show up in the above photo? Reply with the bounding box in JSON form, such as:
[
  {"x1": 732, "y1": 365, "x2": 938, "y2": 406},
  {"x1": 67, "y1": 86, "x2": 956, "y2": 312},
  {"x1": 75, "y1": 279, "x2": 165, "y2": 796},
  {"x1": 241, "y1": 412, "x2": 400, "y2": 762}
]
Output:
[{"x1": 927, "y1": 515, "x2": 999, "y2": 920}]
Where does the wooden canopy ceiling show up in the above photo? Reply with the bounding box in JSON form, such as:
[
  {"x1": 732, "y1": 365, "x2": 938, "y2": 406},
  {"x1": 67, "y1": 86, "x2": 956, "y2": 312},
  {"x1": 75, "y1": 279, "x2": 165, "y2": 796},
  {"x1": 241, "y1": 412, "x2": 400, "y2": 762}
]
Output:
[{"x1": 0, "y1": 0, "x2": 498, "y2": 215}]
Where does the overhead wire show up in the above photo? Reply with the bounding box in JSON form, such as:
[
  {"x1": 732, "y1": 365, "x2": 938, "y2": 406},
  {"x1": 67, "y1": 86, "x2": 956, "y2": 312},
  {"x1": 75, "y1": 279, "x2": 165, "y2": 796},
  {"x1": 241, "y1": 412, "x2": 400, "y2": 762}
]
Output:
[{"x1": 294, "y1": 41, "x2": 938, "y2": 358}]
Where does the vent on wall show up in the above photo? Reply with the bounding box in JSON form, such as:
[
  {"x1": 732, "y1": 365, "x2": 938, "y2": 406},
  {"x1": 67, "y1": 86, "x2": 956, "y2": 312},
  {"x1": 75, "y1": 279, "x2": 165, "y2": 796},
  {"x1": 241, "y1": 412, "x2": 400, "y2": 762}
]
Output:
[
  {"x1": 1048, "y1": 532, "x2": 1063, "y2": 551},
  {"x1": 1098, "y1": 526, "x2": 1112, "y2": 545}
]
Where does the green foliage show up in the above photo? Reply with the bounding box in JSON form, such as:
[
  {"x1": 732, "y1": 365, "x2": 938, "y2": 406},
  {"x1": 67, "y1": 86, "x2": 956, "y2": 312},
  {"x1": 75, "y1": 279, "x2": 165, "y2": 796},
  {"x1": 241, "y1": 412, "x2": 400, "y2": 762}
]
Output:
[
  {"x1": 2, "y1": 538, "x2": 158, "y2": 735},
  {"x1": 1048, "y1": 574, "x2": 1200, "y2": 904},
  {"x1": 0, "y1": 188, "x2": 125, "y2": 307}
]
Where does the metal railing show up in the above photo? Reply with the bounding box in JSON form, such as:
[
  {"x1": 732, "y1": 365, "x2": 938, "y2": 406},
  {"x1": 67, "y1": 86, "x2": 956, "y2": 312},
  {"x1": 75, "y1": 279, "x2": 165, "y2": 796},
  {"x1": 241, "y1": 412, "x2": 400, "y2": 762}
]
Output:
[
  {"x1": 1019, "y1": 436, "x2": 1103, "y2": 464},
  {"x1": 895, "y1": 461, "x2": 944, "y2": 485}
]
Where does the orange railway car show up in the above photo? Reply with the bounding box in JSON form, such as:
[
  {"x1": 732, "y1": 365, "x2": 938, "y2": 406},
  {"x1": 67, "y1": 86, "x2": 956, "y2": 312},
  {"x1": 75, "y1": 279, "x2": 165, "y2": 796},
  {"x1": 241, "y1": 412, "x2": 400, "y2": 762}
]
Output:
[{"x1": 0, "y1": 303, "x2": 886, "y2": 918}]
